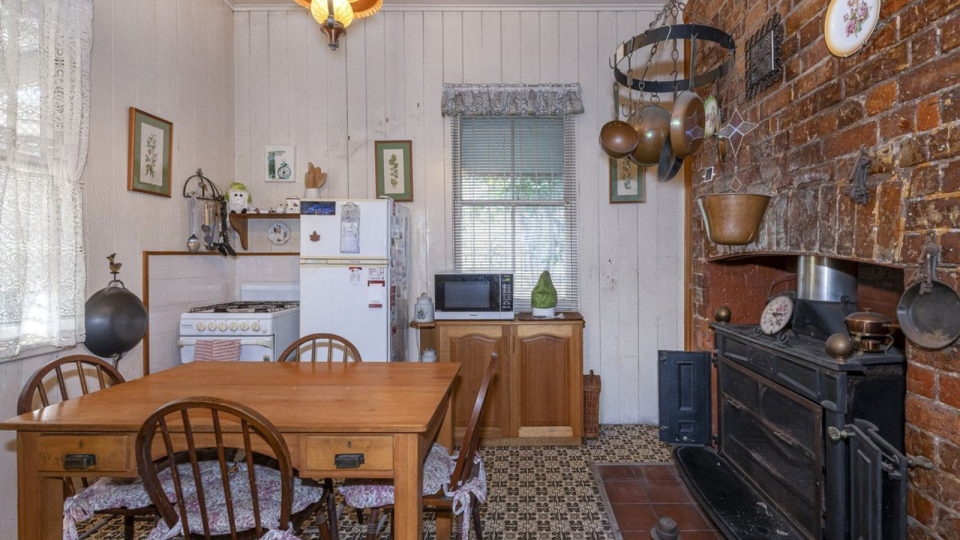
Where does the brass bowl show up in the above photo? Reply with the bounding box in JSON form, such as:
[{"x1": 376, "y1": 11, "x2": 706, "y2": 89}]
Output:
[
  {"x1": 696, "y1": 193, "x2": 772, "y2": 246},
  {"x1": 631, "y1": 105, "x2": 672, "y2": 166},
  {"x1": 599, "y1": 120, "x2": 640, "y2": 159}
]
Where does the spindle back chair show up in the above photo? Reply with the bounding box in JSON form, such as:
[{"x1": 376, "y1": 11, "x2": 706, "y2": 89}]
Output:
[
  {"x1": 278, "y1": 333, "x2": 362, "y2": 363},
  {"x1": 135, "y1": 397, "x2": 296, "y2": 539}
]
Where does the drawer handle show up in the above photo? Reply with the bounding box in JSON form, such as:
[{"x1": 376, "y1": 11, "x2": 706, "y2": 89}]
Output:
[
  {"x1": 64, "y1": 454, "x2": 97, "y2": 470},
  {"x1": 335, "y1": 453, "x2": 365, "y2": 469},
  {"x1": 772, "y1": 430, "x2": 795, "y2": 447}
]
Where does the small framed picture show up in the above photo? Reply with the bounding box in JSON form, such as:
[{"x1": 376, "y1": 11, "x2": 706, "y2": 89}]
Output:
[
  {"x1": 609, "y1": 158, "x2": 645, "y2": 203},
  {"x1": 127, "y1": 108, "x2": 173, "y2": 197},
  {"x1": 375, "y1": 140, "x2": 413, "y2": 202},
  {"x1": 265, "y1": 146, "x2": 296, "y2": 182}
]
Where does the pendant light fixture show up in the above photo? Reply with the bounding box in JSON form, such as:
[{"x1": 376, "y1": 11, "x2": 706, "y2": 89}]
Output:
[{"x1": 311, "y1": 0, "x2": 354, "y2": 50}]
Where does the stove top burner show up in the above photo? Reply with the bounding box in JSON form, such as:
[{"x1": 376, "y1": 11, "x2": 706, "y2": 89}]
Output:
[{"x1": 189, "y1": 301, "x2": 299, "y2": 314}]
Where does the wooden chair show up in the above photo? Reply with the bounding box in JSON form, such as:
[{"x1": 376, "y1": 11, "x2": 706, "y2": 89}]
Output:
[
  {"x1": 346, "y1": 353, "x2": 498, "y2": 540},
  {"x1": 135, "y1": 396, "x2": 338, "y2": 539},
  {"x1": 18, "y1": 355, "x2": 151, "y2": 540},
  {"x1": 278, "y1": 333, "x2": 362, "y2": 363}
]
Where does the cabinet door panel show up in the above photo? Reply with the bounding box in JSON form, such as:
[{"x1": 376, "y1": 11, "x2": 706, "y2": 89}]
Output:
[
  {"x1": 438, "y1": 325, "x2": 510, "y2": 439},
  {"x1": 514, "y1": 325, "x2": 578, "y2": 435}
]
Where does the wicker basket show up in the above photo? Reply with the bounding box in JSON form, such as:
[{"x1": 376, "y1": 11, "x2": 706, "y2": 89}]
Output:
[{"x1": 584, "y1": 370, "x2": 601, "y2": 439}]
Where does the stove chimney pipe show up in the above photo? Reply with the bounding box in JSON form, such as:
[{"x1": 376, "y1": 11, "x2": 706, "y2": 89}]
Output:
[{"x1": 797, "y1": 256, "x2": 858, "y2": 303}]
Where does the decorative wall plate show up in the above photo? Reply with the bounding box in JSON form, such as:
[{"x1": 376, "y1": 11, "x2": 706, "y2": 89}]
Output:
[
  {"x1": 825, "y1": 0, "x2": 881, "y2": 57},
  {"x1": 268, "y1": 222, "x2": 291, "y2": 245}
]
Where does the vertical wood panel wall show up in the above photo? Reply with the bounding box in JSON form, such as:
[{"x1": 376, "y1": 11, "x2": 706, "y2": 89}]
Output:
[{"x1": 233, "y1": 5, "x2": 684, "y2": 424}]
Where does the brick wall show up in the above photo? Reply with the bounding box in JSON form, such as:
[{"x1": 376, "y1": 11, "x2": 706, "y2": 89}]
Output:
[{"x1": 685, "y1": 0, "x2": 960, "y2": 537}]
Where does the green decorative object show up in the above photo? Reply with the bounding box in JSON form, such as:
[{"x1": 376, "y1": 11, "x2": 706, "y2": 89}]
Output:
[{"x1": 531, "y1": 271, "x2": 558, "y2": 318}]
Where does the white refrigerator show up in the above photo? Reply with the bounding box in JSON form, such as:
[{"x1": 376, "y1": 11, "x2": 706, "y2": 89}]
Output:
[{"x1": 299, "y1": 199, "x2": 410, "y2": 361}]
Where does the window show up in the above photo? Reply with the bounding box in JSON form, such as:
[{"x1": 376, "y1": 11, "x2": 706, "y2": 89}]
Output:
[{"x1": 452, "y1": 116, "x2": 579, "y2": 311}]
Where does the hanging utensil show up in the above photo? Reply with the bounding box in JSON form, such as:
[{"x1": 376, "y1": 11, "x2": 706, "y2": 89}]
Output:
[
  {"x1": 670, "y1": 91, "x2": 706, "y2": 158},
  {"x1": 186, "y1": 196, "x2": 201, "y2": 253},
  {"x1": 632, "y1": 105, "x2": 672, "y2": 166},
  {"x1": 896, "y1": 241, "x2": 960, "y2": 350},
  {"x1": 600, "y1": 120, "x2": 641, "y2": 159},
  {"x1": 657, "y1": 136, "x2": 681, "y2": 182}
]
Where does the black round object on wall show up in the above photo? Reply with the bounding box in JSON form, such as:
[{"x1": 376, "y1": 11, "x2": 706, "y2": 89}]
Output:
[{"x1": 84, "y1": 284, "x2": 147, "y2": 359}]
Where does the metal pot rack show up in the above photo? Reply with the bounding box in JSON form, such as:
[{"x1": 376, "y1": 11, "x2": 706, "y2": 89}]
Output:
[{"x1": 182, "y1": 168, "x2": 237, "y2": 258}]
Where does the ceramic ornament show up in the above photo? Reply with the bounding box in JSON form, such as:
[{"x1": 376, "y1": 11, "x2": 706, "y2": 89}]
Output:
[
  {"x1": 825, "y1": 0, "x2": 881, "y2": 57},
  {"x1": 717, "y1": 108, "x2": 759, "y2": 159},
  {"x1": 225, "y1": 182, "x2": 252, "y2": 214},
  {"x1": 704, "y1": 96, "x2": 720, "y2": 139}
]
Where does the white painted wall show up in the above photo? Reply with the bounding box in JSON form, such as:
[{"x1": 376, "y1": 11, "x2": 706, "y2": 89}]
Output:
[
  {"x1": 0, "y1": 0, "x2": 234, "y2": 535},
  {"x1": 232, "y1": 5, "x2": 685, "y2": 425}
]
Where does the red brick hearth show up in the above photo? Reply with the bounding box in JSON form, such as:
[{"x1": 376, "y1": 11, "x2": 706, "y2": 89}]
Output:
[{"x1": 686, "y1": 0, "x2": 960, "y2": 538}]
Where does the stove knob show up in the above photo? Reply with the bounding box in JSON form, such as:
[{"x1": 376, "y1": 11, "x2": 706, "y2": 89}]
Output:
[
  {"x1": 251, "y1": 322, "x2": 261, "y2": 332},
  {"x1": 229, "y1": 322, "x2": 238, "y2": 331},
  {"x1": 218, "y1": 323, "x2": 228, "y2": 332},
  {"x1": 208, "y1": 321, "x2": 217, "y2": 331},
  {"x1": 196, "y1": 322, "x2": 206, "y2": 331},
  {"x1": 240, "y1": 322, "x2": 249, "y2": 331}
]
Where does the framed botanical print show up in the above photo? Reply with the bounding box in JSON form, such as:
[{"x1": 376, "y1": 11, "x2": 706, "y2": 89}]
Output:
[
  {"x1": 375, "y1": 140, "x2": 413, "y2": 202},
  {"x1": 609, "y1": 157, "x2": 645, "y2": 203},
  {"x1": 127, "y1": 108, "x2": 173, "y2": 197}
]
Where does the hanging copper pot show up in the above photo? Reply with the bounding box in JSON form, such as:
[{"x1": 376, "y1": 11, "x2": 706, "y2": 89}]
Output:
[
  {"x1": 670, "y1": 91, "x2": 706, "y2": 158},
  {"x1": 657, "y1": 137, "x2": 683, "y2": 183},
  {"x1": 631, "y1": 105, "x2": 672, "y2": 166},
  {"x1": 696, "y1": 193, "x2": 772, "y2": 245},
  {"x1": 599, "y1": 120, "x2": 640, "y2": 159}
]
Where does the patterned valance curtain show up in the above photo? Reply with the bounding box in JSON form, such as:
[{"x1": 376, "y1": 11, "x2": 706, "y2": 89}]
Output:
[
  {"x1": 441, "y1": 83, "x2": 585, "y2": 117},
  {"x1": 0, "y1": 0, "x2": 93, "y2": 358}
]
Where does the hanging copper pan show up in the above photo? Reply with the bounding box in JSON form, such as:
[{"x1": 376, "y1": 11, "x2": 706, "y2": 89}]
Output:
[
  {"x1": 670, "y1": 91, "x2": 706, "y2": 158},
  {"x1": 657, "y1": 136, "x2": 681, "y2": 182},
  {"x1": 631, "y1": 105, "x2": 672, "y2": 166},
  {"x1": 599, "y1": 120, "x2": 640, "y2": 159}
]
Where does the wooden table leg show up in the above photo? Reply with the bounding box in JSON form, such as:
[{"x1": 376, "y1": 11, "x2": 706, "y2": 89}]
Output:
[
  {"x1": 393, "y1": 433, "x2": 424, "y2": 540},
  {"x1": 435, "y1": 395, "x2": 454, "y2": 540},
  {"x1": 18, "y1": 433, "x2": 63, "y2": 540}
]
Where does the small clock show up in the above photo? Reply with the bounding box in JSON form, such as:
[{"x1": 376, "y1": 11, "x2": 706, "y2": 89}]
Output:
[{"x1": 759, "y1": 293, "x2": 795, "y2": 335}]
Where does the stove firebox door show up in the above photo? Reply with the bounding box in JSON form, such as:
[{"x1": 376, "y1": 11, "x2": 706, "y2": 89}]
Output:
[
  {"x1": 658, "y1": 351, "x2": 712, "y2": 446},
  {"x1": 837, "y1": 420, "x2": 908, "y2": 540}
]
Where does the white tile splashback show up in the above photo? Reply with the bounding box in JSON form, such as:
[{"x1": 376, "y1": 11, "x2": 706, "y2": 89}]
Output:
[{"x1": 146, "y1": 253, "x2": 299, "y2": 373}]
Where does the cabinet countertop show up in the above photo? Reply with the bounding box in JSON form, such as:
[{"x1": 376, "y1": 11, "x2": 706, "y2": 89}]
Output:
[{"x1": 411, "y1": 312, "x2": 584, "y2": 329}]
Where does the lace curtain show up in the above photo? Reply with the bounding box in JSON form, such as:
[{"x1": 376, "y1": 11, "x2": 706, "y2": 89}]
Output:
[
  {"x1": 441, "y1": 83, "x2": 585, "y2": 117},
  {"x1": 0, "y1": 0, "x2": 93, "y2": 358}
]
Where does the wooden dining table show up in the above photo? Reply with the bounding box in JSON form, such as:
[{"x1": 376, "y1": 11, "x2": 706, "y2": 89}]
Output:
[{"x1": 0, "y1": 361, "x2": 460, "y2": 540}]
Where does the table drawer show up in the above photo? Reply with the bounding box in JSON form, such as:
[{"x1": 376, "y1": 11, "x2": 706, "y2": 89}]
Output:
[
  {"x1": 303, "y1": 435, "x2": 393, "y2": 472},
  {"x1": 38, "y1": 435, "x2": 131, "y2": 473}
]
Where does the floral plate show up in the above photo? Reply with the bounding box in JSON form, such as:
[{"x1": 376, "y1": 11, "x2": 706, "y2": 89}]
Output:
[
  {"x1": 268, "y1": 222, "x2": 290, "y2": 245},
  {"x1": 825, "y1": 0, "x2": 881, "y2": 57}
]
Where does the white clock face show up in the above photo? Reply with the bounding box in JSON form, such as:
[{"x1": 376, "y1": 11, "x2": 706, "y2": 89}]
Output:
[{"x1": 760, "y1": 295, "x2": 794, "y2": 335}]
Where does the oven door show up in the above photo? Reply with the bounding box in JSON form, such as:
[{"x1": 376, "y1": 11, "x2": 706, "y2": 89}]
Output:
[
  {"x1": 435, "y1": 274, "x2": 503, "y2": 316},
  {"x1": 179, "y1": 336, "x2": 276, "y2": 363}
]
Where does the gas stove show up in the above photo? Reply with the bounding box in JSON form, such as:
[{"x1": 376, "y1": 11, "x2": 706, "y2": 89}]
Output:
[
  {"x1": 178, "y1": 283, "x2": 300, "y2": 362},
  {"x1": 189, "y1": 301, "x2": 299, "y2": 314}
]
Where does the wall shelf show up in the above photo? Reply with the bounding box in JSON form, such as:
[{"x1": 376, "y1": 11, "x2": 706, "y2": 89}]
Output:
[{"x1": 228, "y1": 213, "x2": 298, "y2": 250}]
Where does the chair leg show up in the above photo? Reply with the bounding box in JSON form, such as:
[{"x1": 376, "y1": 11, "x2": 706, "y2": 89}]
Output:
[
  {"x1": 366, "y1": 508, "x2": 381, "y2": 540},
  {"x1": 324, "y1": 479, "x2": 340, "y2": 540},
  {"x1": 356, "y1": 507, "x2": 366, "y2": 525},
  {"x1": 387, "y1": 509, "x2": 394, "y2": 540},
  {"x1": 123, "y1": 515, "x2": 135, "y2": 540},
  {"x1": 472, "y1": 502, "x2": 484, "y2": 540}
]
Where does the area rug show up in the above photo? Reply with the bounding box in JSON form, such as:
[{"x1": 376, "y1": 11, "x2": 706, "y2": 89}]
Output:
[{"x1": 82, "y1": 424, "x2": 672, "y2": 540}]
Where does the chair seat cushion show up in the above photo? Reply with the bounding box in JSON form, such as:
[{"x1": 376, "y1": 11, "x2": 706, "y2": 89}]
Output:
[
  {"x1": 63, "y1": 460, "x2": 223, "y2": 540},
  {"x1": 145, "y1": 463, "x2": 324, "y2": 540},
  {"x1": 339, "y1": 444, "x2": 456, "y2": 509}
]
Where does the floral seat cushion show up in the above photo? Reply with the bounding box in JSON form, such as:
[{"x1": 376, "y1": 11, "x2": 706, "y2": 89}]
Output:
[
  {"x1": 63, "y1": 460, "x2": 222, "y2": 540},
  {"x1": 339, "y1": 443, "x2": 486, "y2": 539},
  {"x1": 146, "y1": 463, "x2": 324, "y2": 540}
]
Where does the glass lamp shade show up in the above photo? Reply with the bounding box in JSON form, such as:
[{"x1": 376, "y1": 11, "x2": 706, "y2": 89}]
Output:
[
  {"x1": 349, "y1": 0, "x2": 383, "y2": 19},
  {"x1": 311, "y1": 0, "x2": 354, "y2": 29}
]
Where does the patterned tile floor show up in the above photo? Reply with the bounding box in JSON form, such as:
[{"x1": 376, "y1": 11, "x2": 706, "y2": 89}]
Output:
[{"x1": 83, "y1": 425, "x2": 672, "y2": 540}]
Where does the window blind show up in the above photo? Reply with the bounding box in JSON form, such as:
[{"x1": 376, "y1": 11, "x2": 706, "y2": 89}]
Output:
[{"x1": 452, "y1": 116, "x2": 579, "y2": 311}]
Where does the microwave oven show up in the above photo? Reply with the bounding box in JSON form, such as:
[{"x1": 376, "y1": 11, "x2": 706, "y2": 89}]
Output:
[{"x1": 434, "y1": 273, "x2": 514, "y2": 320}]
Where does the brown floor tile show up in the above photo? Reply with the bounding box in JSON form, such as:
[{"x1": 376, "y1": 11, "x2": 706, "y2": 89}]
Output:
[
  {"x1": 639, "y1": 464, "x2": 680, "y2": 484},
  {"x1": 651, "y1": 503, "x2": 714, "y2": 531},
  {"x1": 642, "y1": 482, "x2": 693, "y2": 504},
  {"x1": 603, "y1": 480, "x2": 649, "y2": 504},
  {"x1": 612, "y1": 503, "x2": 658, "y2": 532},
  {"x1": 620, "y1": 532, "x2": 655, "y2": 540},
  {"x1": 678, "y1": 532, "x2": 722, "y2": 540},
  {"x1": 599, "y1": 464, "x2": 639, "y2": 482}
]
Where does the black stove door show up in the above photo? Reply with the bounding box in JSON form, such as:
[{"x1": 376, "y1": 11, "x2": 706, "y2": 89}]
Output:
[
  {"x1": 841, "y1": 419, "x2": 907, "y2": 540},
  {"x1": 658, "y1": 351, "x2": 712, "y2": 446}
]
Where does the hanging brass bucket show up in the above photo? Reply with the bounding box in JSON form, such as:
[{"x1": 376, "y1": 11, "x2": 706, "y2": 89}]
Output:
[{"x1": 697, "y1": 194, "x2": 771, "y2": 246}]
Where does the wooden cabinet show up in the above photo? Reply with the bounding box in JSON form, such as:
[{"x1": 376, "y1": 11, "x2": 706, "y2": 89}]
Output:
[{"x1": 427, "y1": 313, "x2": 584, "y2": 445}]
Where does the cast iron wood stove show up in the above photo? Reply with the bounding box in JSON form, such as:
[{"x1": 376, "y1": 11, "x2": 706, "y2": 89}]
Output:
[{"x1": 659, "y1": 257, "x2": 912, "y2": 540}]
